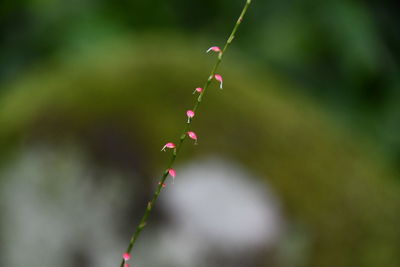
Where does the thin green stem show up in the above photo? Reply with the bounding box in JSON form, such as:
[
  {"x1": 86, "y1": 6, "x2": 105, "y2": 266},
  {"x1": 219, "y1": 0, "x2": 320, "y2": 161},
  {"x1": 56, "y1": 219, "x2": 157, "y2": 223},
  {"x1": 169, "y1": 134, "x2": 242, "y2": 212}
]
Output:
[{"x1": 119, "y1": 1, "x2": 252, "y2": 266}]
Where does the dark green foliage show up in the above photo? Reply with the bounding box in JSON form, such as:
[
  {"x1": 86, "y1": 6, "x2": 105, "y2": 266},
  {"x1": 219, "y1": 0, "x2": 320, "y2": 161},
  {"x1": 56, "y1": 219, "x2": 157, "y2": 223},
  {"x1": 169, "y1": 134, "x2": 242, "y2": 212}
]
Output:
[{"x1": 1, "y1": 0, "x2": 399, "y2": 169}]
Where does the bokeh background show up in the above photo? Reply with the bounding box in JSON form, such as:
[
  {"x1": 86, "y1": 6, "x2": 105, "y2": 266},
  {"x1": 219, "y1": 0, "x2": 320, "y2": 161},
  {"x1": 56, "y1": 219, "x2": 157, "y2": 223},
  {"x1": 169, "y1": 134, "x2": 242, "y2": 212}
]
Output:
[{"x1": 1, "y1": 0, "x2": 399, "y2": 267}]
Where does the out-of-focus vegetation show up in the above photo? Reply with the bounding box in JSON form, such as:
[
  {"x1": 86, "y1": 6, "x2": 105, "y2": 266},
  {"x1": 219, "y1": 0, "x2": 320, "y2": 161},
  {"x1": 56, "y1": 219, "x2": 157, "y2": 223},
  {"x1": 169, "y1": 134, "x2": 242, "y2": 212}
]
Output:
[
  {"x1": 1, "y1": 1, "x2": 399, "y2": 267},
  {"x1": 0, "y1": 36, "x2": 399, "y2": 267},
  {"x1": 1, "y1": 0, "x2": 399, "y2": 168}
]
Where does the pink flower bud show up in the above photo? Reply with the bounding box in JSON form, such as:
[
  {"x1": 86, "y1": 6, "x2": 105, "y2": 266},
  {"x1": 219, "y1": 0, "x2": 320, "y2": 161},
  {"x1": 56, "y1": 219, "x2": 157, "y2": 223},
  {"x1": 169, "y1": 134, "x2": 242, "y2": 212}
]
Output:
[
  {"x1": 168, "y1": 168, "x2": 176, "y2": 184},
  {"x1": 186, "y1": 110, "x2": 195, "y2": 123},
  {"x1": 207, "y1": 46, "x2": 221, "y2": 53},
  {"x1": 168, "y1": 168, "x2": 176, "y2": 178},
  {"x1": 158, "y1": 182, "x2": 167, "y2": 188},
  {"x1": 187, "y1": 131, "x2": 198, "y2": 145},
  {"x1": 193, "y1": 87, "x2": 203, "y2": 94},
  {"x1": 214, "y1": 74, "x2": 223, "y2": 89},
  {"x1": 161, "y1": 142, "x2": 176, "y2": 151},
  {"x1": 124, "y1": 264, "x2": 130, "y2": 267},
  {"x1": 122, "y1": 253, "x2": 131, "y2": 261}
]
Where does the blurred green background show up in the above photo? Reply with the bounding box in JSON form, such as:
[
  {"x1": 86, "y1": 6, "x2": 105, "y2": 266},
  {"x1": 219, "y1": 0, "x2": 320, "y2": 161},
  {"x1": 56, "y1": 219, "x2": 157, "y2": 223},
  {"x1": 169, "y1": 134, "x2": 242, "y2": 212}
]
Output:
[{"x1": 0, "y1": 0, "x2": 399, "y2": 267}]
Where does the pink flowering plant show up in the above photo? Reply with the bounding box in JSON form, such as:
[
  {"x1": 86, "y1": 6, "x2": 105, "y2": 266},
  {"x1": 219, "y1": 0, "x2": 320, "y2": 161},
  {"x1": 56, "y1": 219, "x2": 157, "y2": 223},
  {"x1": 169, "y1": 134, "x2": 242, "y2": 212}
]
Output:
[{"x1": 119, "y1": 1, "x2": 252, "y2": 266}]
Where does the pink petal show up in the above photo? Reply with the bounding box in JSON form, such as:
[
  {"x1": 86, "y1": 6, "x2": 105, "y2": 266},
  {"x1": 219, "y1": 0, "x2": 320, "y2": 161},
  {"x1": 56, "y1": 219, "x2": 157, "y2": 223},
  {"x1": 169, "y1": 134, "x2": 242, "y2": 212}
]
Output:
[
  {"x1": 187, "y1": 131, "x2": 197, "y2": 140},
  {"x1": 186, "y1": 110, "x2": 195, "y2": 118},
  {"x1": 168, "y1": 169, "x2": 176, "y2": 178},
  {"x1": 207, "y1": 46, "x2": 221, "y2": 53},
  {"x1": 161, "y1": 142, "x2": 176, "y2": 151},
  {"x1": 166, "y1": 142, "x2": 176, "y2": 148},
  {"x1": 193, "y1": 87, "x2": 203, "y2": 94},
  {"x1": 122, "y1": 253, "x2": 131, "y2": 261},
  {"x1": 214, "y1": 74, "x2": 223, "y2": 89}
]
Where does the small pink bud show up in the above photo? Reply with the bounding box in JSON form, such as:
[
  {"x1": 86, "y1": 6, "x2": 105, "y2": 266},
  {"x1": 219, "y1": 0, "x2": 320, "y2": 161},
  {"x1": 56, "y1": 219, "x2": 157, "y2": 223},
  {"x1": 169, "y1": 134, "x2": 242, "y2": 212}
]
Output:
[
  {"x1": 122, "y1": 253, "x2": 131, "y2": 261},
  {"x1": 158, "y1": 182, "x2": 167, "y2": 188},
  {"x1": 207, "y1": 46, "x2": 221, "y2": 53},
  {"x1": 124, "y1": 264, "x2": 130, "y2": 267},
  {"x1": 168, "y1": 168, "x2": 176, "y2": 184},
  {"x1": 161, "y1": 142, "x2": 176, "y2": 151},
  {"x1": 186, "y1": 110, "x2": 195, "y2": 123},
  {"x1": 168, "y1": 168, "x2": 176, "y2": 178},
  {"x1": 188, "y1": 132, "x2": 197, "y2": 144},
  {"x1": 193, "y1": 87, "x2": 203, "y2": 94},
  {"x1": 214, "y1": 74, "x2": 223, "y2": 89}
]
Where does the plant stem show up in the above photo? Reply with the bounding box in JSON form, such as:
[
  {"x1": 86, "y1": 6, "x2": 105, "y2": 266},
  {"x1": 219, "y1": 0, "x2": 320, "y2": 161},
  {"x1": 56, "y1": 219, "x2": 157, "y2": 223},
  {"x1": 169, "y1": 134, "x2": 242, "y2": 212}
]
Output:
[{"x1": 119, "y1": 1, "x2": 252, "y2": 266}]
